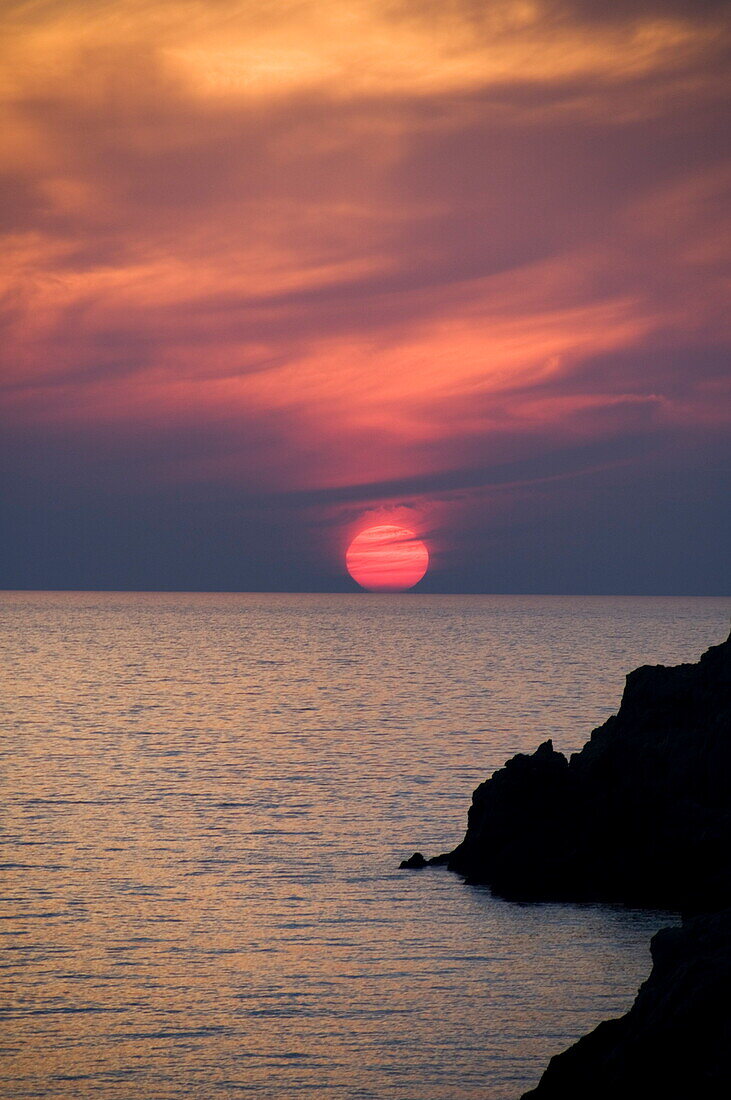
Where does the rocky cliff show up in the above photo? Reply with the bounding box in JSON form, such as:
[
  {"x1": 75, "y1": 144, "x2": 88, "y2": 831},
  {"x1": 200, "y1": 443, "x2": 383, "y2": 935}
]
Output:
[
  {"x1": 445, "y1": 628, "x2": 731, "y2": 911},
  {"x1": 522, "y1": 907, "x2": 731, "y2": 1099},
  {"x1": 400, "y1": 627, "x2": 731, "y2": 1097}
]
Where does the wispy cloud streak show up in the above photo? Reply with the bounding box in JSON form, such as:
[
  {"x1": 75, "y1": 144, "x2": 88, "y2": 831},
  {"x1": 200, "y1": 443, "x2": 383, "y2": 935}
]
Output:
[{"x1": 1, "y1": 0, "x2": 729, "y2": 588}]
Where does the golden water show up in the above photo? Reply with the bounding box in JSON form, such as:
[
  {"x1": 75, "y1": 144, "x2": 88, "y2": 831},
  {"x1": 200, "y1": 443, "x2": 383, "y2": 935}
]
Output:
[{"x1": 3, "y1": 593, "x2": 727, "y2": 1098}]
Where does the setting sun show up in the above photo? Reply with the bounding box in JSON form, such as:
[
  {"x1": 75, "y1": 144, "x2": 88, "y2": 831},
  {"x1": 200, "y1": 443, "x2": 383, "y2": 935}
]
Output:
[{"x1": 345, "y1": 525, "x2": 429, "y2": 592}]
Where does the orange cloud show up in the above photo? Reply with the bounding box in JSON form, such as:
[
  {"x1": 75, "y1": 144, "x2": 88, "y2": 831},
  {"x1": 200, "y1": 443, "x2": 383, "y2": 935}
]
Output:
[{"x1": 0, "y1": 0, "x2": 729, "y2": 587}]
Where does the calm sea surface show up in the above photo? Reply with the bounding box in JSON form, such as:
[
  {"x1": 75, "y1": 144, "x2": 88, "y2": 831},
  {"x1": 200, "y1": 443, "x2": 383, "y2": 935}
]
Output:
[{"x1": 2, "y1": 593, "x2": 729, "y2": 1099}]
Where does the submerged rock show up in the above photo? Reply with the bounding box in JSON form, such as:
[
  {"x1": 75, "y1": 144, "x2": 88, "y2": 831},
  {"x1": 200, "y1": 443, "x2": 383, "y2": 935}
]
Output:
[
  {"x1": 521, "y1": 907, "x2": 731, "y2": 1098},
  {"x1": 399, "y1": 851, "x2": 450, "y2": 869},
  {"x1": 400, "y1": 851, "x2": 428, "y2": 869},
  {"x1": 447, "y1": 627, "x2": 731, "y2": 911}
]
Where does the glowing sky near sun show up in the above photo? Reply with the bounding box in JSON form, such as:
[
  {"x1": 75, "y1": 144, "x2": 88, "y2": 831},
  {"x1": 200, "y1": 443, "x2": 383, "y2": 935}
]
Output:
[{"x1": 0, "y1": 1, "x2": 729, "y2": 591}]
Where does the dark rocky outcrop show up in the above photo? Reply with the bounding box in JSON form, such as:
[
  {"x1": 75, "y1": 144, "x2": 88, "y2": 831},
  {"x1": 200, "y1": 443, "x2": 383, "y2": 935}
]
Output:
[
  {"x1": 399, "y1": 851, "x2": 449, "y2": 869},
  {"x1": 522, "y1": 907, "x2": 731, "y2": 1098},
  {"x1": 445, "y1": 628, "x2": 731, "y2": 911},
  {"x1": 399, "y1": 627, "x2": 731, "y2": 1097},
  {"x1": 399, "y1": 851, "x2": 428, "y2": 869}
]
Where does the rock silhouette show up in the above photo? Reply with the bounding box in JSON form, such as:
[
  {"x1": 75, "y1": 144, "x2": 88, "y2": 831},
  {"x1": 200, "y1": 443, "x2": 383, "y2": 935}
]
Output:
[
  {"x1": 399, "y1": 851, "x2": 428, "y2": 869},
  {"x1": 400, "y1": 627, "x2": 731, "y2": 1097},
  {"x1": 522, "y1": 907, "x2": 731, "y2": 1099},
  {"x1": 446, "y1": 628, "x2": 731, "y2": 912}
]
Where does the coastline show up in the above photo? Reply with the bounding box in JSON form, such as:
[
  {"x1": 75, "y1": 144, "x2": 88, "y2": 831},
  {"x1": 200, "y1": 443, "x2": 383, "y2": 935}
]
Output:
[{"x1": 402, "y1": 626, "x2": 731, "y2": 1095}]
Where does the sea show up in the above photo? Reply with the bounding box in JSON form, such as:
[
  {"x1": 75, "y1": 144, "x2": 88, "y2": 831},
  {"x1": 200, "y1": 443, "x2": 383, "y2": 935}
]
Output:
[{"x1": 2, "y1": 592, "x2": 729, "y2": 1100}]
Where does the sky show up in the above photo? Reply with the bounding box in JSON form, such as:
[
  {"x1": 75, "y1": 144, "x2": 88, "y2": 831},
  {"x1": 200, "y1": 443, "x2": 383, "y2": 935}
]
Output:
[{"x1": 1, "y1": 0, "x2": 729, "y2": 593}]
